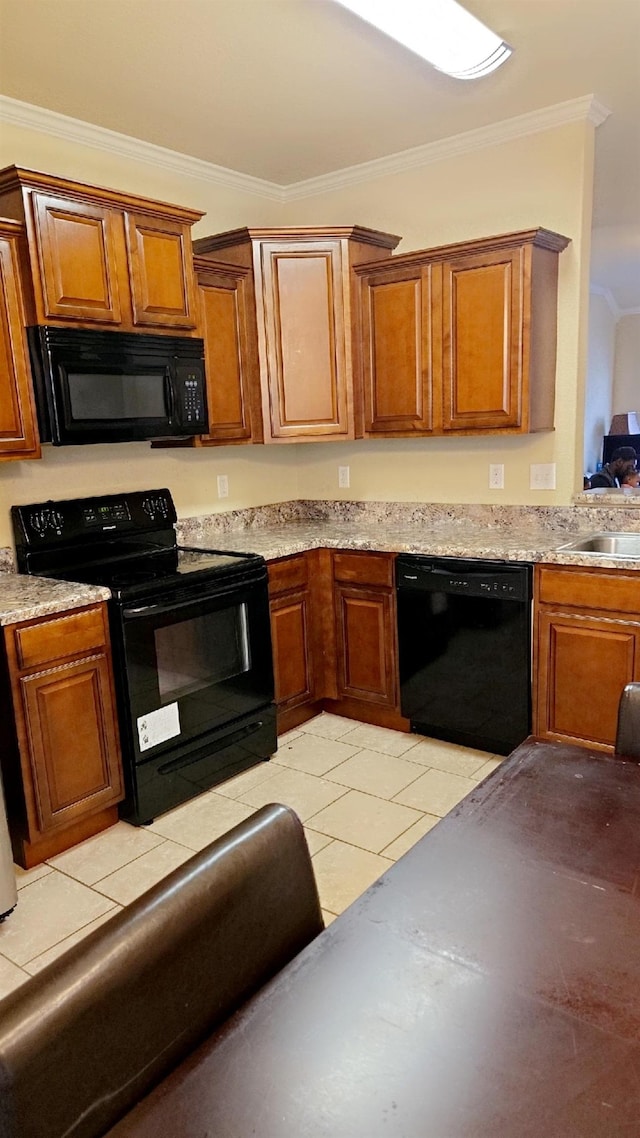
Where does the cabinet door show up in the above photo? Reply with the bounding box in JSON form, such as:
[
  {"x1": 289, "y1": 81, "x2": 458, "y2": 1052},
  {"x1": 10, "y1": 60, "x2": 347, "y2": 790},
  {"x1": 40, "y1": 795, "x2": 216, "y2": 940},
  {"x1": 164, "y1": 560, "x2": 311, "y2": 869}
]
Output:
[
  {"x1": 0, "y1": 229, "x2": 40, "y2": 460},
  {"x1": 19, "y1": 653, "x2": 123, "y2": 833},
  {"x1": 442, "y1": 246, "x2": 523, "y2": 431},
  {"x1": 196, "y1": 266, "x2": 258, "y2": 442},
  {"x1": 536, "y1": 610, "x2": 640, "y2": 751},
  {"x1": 269, "y1": 589, "x2": 315, "y2": 711},
  {"x1": 257, "y1": 242, "x2": 352, "y2": 440},
  {"x1": 31, "y1": 192, "x2": 123, "y2": 324},
  {"x1": 125, "y1": 212, "x2": 197, "y2": 329},
  {"x1": 360, "y1": 264, "x2": 435, "y2": 436},
  {"x1": 335, "y1": 584, "x2": 398, "y2": 707}
]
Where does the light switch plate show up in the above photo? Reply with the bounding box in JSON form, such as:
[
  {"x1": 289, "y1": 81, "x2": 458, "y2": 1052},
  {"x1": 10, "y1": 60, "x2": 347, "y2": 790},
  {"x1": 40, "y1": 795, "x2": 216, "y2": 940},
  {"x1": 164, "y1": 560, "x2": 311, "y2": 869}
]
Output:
[
  {"x1": 530, "y1": 463, "x2": 556, "y2": 490},
  {"x1": 338, "y1": 465, "x2": 350, "y2": 489},
  {"x1": 217, "y1": 474, "x2": 229, "y2": 498}
]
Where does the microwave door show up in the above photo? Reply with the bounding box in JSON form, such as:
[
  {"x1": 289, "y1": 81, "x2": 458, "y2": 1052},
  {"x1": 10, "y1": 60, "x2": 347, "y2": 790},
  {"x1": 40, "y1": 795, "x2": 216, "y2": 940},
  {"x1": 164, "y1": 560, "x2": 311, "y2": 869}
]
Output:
[{"x1": 55, "y1": 364, "x2": 173, "y2": 444}]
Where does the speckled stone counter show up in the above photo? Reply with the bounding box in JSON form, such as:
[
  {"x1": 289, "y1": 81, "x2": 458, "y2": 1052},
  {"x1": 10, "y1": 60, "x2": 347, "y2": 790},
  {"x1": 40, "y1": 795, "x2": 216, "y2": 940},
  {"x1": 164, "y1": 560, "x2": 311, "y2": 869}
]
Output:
[{"x1": 0, "y1": 575, "x2": 110, "y2": 628}]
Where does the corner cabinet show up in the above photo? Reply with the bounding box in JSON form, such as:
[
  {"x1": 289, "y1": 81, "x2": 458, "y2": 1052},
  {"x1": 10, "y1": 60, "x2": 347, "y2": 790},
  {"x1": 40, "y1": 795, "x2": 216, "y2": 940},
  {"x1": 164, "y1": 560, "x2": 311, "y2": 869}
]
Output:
[
  {"x1": 0, "y1": 219, "x2": 40, "y2": 461},
  {"x1": 193, "y1": 226, "x2": 400, "y2": 442},
  {"x1": 356, "y1": 228, "x2": 570, "y2": 437},
  {"x1": 0, "y1": 603, "x2": 124, "y2": 867},
  {"x1": 0, "y1": 166, "x2": 202, "y2": 333},
  {"x1": 534, "y1": 565, "x2": 640, "y2": 752}
]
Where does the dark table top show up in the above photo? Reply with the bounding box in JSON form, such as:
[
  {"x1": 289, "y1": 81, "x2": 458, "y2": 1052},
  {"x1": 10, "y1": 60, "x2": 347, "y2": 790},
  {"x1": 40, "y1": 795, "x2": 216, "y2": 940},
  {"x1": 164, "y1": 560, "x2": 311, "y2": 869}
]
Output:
[{"x1": 108, "y1": 739, "x2": 640, "y2": 1138}]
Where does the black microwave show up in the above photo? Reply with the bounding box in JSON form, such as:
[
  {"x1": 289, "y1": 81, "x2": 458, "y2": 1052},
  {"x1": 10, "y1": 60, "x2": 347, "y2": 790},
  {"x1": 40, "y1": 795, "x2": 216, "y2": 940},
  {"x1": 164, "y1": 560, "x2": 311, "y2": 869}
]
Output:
[{"x1": 27, "y1": 326, "x2": 208, "y2": 445}]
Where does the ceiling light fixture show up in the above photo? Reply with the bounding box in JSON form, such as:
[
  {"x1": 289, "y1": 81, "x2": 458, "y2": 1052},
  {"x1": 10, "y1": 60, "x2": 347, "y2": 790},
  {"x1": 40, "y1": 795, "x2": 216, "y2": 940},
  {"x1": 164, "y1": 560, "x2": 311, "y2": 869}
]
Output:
[{"x1": 334, "y1": 0, "x2": 513, "y2": 80}]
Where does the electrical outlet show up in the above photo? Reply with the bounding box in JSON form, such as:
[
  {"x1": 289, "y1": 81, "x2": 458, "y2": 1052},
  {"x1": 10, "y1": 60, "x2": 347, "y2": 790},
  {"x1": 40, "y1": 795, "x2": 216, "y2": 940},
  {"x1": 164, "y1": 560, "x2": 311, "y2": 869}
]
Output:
[
  {"x1": 489, "y1": 463, "x2": 504, "y2": 489},
  {"x1": 217, "y1": 474, "x2": 229, "y2": 499},
  {"x1": 530, "y1": 463, "x2": 556, "y2": 490},
  {"x1": 338, "y1": 465, "x2": 350, "y2": 489}
]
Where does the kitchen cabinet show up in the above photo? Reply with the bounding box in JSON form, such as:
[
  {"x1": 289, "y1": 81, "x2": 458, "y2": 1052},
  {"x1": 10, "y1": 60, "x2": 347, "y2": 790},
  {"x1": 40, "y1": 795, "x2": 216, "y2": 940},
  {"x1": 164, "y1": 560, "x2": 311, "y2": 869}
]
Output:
[
  {"x1": 534, "y1": 565, "x2": 640, "y2": 751},
  {"x1": 356, "y1": 228, "x2": 570, "y2": 437},
  {"x1": 190, "y1": 257, "x2": 263, "y2": 445},
  {"x1": 0, "y1": 218, "x2": 40, "y2": 461},
  {"x1": 0, "y1": 603, "x2": 123, "y2": 868},
  {"x1": 193, "y1": 226, "x2": 400, "y2": 443},
  {"x1": 0, "y1": 167, "x2": 202, "y2": 333},
  {"x1": 268, "y1": 553, "x2": 322, "y2": 731},
  {"x1": 330, "y1": 551, "x2": 405, "y2": 725}
]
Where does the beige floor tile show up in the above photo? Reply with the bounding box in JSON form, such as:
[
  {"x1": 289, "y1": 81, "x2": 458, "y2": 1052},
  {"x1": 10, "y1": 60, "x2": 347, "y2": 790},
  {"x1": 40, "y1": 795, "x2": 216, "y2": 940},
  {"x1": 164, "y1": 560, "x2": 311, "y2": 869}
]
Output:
[
  {"x1": 14, "y1": 863, "x2": 53, "y2": 890},
  {"x1": 381, "y1": 813, "x2": 441, "y2": 860},
  {"x1": 405, "y1": 737, "x2": 492, "y2": 776},
  {"x1": 0, "y1": 871, "x2": 117, "y2": 966},
  {"x1": 47, "y1": 821, "x2": 164, "y2": 885},
  {"x1": 0, "y1": 955, "x2": 29, "y2": 1000},
  {"x1": 277, "y1": 728, "x2": 304, "y2": 746},
  {"x1": 204, "y1": 760, "x2": 277, "y2": 801},
  {"x1": 324, "y1": 748, "x2": 424, "y2": 799},
  {"x1": 300, "y1": 713, "x2": 361, "y2": 740},
  {"x1": 321, "y1": 910, "x2": 337, "y2": 926},
  {"x1": 93, "y1": 840, "x2": 194, "y2": 906},
  {"x1": 24, "y1": 908, "x2": 122, "y2": 975},
  {"x1": 338, "y1": 722, "x2": 418, "y2": 757},
  {"x1": 393, "y1": 768, "x2": 477, "y2": 816},
  {"x1": 312, "y1": 840, "x2": 392, "y2": 914},
  {"x1": 274, "y1": 732, "x2": 361, "y2": 777},
  {"x1": 303, "y1": 828, "x2": 334, "y2": 856},
  {"x1": 307, "y1": 789, "x2": 423, "y2": 854},
  {"x1": 473, "y1": 757, "x2": 504, "y2": 781},
  {"x1": 142, "y1": 792, "x2": 256, "y2": 852},
  {"x1": 236, "y1": 765, "x2": 348, "y2": 822}
]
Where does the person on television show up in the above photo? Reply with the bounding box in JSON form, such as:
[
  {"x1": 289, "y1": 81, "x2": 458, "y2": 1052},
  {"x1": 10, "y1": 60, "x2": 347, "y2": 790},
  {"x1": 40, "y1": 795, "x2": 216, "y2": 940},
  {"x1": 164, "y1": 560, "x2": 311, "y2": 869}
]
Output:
[{"x1": 589, "y1": 446, "x2": 638, "y2": 488}]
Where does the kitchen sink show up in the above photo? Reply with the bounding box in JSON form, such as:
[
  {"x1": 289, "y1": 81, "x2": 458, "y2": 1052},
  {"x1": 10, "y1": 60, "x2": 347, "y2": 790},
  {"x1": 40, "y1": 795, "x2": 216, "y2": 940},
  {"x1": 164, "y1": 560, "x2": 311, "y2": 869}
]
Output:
[{"x1": 555, "y1": 532, "x2": 640, "y2": 557}]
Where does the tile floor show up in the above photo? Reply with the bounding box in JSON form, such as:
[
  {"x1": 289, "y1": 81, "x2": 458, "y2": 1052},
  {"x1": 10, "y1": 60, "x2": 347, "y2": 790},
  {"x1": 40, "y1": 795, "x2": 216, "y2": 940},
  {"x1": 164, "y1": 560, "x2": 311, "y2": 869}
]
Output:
[{"x1": 0, "y1": 714, "x2": 502, "y2": 1000}]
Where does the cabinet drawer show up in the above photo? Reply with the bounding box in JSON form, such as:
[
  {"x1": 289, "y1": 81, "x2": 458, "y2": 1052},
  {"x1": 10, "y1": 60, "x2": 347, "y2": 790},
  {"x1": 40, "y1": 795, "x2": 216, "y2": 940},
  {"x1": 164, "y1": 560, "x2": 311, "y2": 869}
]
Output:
[
  {"x1": 13, "y1": 606, "x2": 107, "y2": 671},
  {"x1": 333, "y1": 551, "x2": 394, "y2": 588},
  {"x1": 268, "y1": 555, "x2": 309, "y2": 596},
  {"x1": 537, "y1": 566, "x2": 640, "y2": 616}
]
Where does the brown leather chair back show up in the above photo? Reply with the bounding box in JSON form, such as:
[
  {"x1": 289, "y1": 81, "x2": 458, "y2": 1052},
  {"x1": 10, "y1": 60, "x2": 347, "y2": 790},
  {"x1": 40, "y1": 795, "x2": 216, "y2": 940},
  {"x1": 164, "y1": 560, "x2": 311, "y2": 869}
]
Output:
[
  {"x1": 0, "y1": 803, "x2": 323, "y2": 1138},
  {"x1": 616, "y1": 682, "x2": 640, "y2": 760}
]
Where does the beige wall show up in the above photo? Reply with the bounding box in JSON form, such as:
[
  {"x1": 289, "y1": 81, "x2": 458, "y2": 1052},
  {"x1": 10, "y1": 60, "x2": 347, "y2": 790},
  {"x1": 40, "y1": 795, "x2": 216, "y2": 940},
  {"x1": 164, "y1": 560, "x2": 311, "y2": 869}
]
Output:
[
  {"x1": 0, "y1": 116, "x2": 595, "y2": 546},
  {"x1": 613, "y1": 313, "x2": 640, "y2": 414}
]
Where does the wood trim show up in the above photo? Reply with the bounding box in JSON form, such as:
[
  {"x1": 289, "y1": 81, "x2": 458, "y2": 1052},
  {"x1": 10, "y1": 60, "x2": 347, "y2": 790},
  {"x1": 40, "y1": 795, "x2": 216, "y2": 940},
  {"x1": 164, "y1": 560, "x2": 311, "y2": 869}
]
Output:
[
  {"x1": 353, "y1": 228, "x2": 571, "y2": 277},
  {"x1": 0, "y1": 166, "x2": 204, "y2": 223}
]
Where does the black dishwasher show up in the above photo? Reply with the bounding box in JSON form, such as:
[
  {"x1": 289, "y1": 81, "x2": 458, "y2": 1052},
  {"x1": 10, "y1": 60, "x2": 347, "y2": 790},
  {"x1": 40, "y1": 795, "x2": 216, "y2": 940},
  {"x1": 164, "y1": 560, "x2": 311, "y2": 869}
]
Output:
[{"x1": 397, "y1": 556, "x2": 532, "y2": 755}]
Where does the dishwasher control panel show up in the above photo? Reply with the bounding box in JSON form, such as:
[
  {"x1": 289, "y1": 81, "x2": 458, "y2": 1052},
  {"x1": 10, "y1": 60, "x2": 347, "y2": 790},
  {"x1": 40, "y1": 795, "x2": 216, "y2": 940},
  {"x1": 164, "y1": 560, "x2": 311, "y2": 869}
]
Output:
[{"x1": 396, "y1": 556, "x2": 532, "y2": 602}]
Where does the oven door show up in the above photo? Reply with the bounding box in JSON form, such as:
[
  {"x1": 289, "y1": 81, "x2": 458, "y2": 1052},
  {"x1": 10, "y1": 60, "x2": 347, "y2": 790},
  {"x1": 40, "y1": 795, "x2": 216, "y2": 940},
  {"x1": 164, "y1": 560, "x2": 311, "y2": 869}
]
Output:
[{"x1": 118, "y1": 577, "x2": 274, "y2": 766}]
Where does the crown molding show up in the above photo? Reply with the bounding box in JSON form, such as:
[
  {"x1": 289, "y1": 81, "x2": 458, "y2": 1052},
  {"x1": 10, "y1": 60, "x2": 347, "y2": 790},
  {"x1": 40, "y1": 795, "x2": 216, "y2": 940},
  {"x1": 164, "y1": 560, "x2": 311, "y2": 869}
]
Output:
[
  {"x1": 0, "y1": 95, "x2": 284, "y2": 201},
  {"x1": 283, "y1": 95, "x2": 611, "y2": 201},
  {"x1": 590, "y1": 284, "x2": 622, "y2": 321},
  {"x1": 0, "y1": 92, "x2": 610, "y2": 204}
]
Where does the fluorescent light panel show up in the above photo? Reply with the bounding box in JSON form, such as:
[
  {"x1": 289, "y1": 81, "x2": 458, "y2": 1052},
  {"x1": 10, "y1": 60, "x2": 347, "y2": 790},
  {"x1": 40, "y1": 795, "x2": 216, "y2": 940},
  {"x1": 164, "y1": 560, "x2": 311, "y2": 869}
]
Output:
[{"x1": 335, "y1": 0, "x2": 512, "y2": 79}]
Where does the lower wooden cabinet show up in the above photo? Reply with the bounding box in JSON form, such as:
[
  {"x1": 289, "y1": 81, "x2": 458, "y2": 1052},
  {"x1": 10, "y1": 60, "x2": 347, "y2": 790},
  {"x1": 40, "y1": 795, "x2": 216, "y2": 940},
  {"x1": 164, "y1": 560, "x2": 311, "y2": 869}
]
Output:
[
  {"x1": 0, "y1": 603, "x2": 124, "y2": 867},
  {"x1": 534, "y1": 565, "x2": 640, "y2": 752},
  {"x1": 268, "y1": 548, "x2": 406, "y2": 734}
]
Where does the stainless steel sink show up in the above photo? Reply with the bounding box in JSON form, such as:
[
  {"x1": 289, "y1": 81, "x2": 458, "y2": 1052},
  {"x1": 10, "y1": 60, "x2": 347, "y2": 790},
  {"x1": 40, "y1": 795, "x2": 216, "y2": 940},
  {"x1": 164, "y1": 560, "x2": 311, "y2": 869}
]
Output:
[{"x1": 555, "y1": 532, "x2": 640, "y2": 557}]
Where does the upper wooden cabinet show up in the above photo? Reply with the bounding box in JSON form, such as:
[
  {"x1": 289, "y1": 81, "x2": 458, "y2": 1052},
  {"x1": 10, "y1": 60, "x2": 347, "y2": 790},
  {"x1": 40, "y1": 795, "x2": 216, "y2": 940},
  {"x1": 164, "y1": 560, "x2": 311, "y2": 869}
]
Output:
[
  {"x1": 191, "y1": 256, "x2": 263, "y2": 445},
  {"x1": 193, "y1": 226, "x2": 400, "y2": 443},
  {"x1": 0, "y1": 218, "x2": 40, "y2": 461},
  {"x1": 0, "y1": 167, "x2": 202, "y2": 333},
  {"x1": 356, "y1": 228, "x2": 570, "y2": 437}
]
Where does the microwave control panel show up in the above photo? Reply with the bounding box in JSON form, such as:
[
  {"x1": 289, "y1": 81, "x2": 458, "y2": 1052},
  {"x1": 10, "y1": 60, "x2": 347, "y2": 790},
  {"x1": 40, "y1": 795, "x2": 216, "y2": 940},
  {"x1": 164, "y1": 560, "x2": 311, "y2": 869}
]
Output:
[{"x1": 176, "y1": 366, "x2": 207, "y2": 429}]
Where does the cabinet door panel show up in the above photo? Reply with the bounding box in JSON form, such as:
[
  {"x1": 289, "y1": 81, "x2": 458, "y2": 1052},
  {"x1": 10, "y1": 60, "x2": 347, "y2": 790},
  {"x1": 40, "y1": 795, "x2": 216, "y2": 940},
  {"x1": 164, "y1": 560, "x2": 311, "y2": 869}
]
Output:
[
  {"x1": 443, "y1": 248, "x2": 522, "y2": 430},
  {"x1": 270, "y1": 590, "x2": 315, "y2": 710},
  {"x1": 126, "y1": 213, "x2": 197, "y2": 328},
  {"x1": 335, "y1": 586, "x2": 397, "y2": 707},
  {"x1": 32, "y1": 193, "x2": 122, "y2": 323},
  {"x1": 260, "y1": 244, "x2": 350, "y2": 439},
  {"x1": 536, "y1": 612, "x2": 640, "y2": 750},
  {"x1": 0, "y1": 230, "x2": 40, "y2": 459},
  {"x1": 198, "y1": 276, "x2": 252, "y2": 441},
  {"x1": 361, "y1": 268, "x2": 433, "y2": 434},
  {"x1": 20, "y1": 654, "x2": 123, "y2": 832}
]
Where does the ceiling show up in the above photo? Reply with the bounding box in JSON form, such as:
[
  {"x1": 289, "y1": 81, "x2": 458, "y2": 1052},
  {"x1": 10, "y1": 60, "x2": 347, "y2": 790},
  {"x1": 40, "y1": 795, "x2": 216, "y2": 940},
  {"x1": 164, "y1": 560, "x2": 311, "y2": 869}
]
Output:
[{"x1": 1, "y1": 0, "x2": 639, "y2": 307}]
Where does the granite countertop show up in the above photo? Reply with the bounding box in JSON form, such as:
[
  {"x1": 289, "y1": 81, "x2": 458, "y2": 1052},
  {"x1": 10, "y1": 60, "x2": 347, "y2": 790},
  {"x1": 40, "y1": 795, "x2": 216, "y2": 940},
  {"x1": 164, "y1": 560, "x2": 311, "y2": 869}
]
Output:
[
  {"x1": 0, "y1": 576, "x2": 110, "y2": 628},
  {"x1": 180, "y1": 519, "x2": 640, "y2": 572}
]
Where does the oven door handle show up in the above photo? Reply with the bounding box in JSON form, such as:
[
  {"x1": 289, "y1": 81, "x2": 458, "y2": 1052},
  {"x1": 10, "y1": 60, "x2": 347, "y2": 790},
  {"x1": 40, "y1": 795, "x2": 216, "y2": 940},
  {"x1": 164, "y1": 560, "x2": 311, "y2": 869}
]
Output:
[{"x1": 122, "y1": 582, "x2": 247, "y2": 620}]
